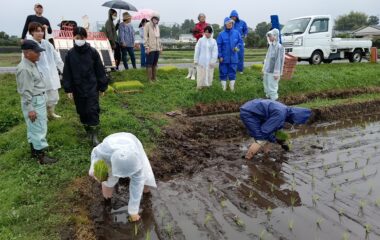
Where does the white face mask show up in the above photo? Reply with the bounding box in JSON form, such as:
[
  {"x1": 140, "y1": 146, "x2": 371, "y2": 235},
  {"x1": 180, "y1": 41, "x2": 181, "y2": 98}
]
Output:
[
  {"x1": 112, "y1": 15, "x2": 117, "y2": 20},
  {"x1": 74, "y1": 39, "x2": 86, "y2": 47}
]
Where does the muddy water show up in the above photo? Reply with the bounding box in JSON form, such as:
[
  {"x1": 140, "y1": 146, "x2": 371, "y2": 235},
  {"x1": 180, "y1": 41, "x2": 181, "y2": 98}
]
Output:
[{"x1": 95, "y1": 118, "x2": 380, "y2": 240}]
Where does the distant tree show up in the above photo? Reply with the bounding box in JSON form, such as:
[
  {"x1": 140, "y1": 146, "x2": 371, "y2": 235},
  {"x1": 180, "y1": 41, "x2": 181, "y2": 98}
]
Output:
[
  {"x1": 255, "y1": 22, "x2": 272, "y2": 38},
  {"x1": 0, "y1": 31, "x2": 18, "y2": 46},
  {"x1": 159, "y1": 25, "x2": 172, "y2": 38},
  {"x1": 335, "y1": 11, "x2": 368, "y2": 31},
  {"x1": 181, "y1": 19, "x2": 195, "y2": 34},
  {"x1": 367, "y1": 15, "x2": 379, "y2": 26},
  {"x1": 211, "y1": 24, "x2": 222, "y2": 37}
]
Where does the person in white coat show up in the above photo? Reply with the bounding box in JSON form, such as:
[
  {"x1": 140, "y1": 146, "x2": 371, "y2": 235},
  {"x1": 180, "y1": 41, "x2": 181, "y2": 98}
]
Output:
[
  {"x1": 89, "y1": 132, "x2": 157, "y2": 222},
  {"x1": 28, "y1": 22, "x2": 64, "y2": 119},
  {"x1": 262, "y1": 28, "x2": 285, "y2": 101},
  {"x1": 194, "y1": 26, "x2": 218, "y2": 89}
]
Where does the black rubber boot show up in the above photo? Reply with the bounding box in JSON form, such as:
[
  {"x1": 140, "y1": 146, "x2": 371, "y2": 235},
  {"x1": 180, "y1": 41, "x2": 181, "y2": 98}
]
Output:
[
  {"x1": 84, "y1": 125, "x2": 92, "y2": 139},
  {"x1": 30, "y1": 143, "x2": 37, "y2": 158},
  {"x1": 35, "y1": 149, "x2": 58, "y2": 165},
  {"x1": 89, "y1": 126, "x2": 100, "y2": 147}
]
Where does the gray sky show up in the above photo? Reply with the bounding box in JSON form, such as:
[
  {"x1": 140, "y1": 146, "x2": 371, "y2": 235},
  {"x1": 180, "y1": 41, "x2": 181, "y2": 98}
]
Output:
[{"x1": 0, "y1": 0, "x2": 379, "y2": 36}]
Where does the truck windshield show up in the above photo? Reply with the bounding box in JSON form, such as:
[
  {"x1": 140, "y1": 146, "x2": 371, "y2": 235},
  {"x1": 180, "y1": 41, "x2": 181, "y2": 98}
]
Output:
[{"x1": 282, "y1": 18, "x2": 311, "y2": 36}]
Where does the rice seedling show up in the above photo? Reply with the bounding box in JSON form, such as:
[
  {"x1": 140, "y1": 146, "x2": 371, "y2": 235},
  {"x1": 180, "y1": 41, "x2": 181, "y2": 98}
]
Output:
[
  {"x1": 209, "y1": 183, "x2": 214, "y2": 194},
  {"x1": 359, "y1": 199, "x2": 367, "y2": 212},
  {"x1": 270, "y1": 183, "x2": 275, "y2": 194},
  {"x1": 312, "y1": 194, "x2": 320, "y2": 206},
  {"x1": 316, "y1": 217, "x2": 324, "y2": 229},
  {"x1": 365, "y1": 224, "x2": 371, "y2": 234},
  {"x1": 249, "y1": 191, "x2": 254, "y2": 199},
  {"x1": 338, "y1": 208, "x2": 345, "y2": 216},
  {"x1": 259, "y1": 229, "x2": 266, "y2": 240},
  {"x1": 145, "y1": 229, "x2": 151, "y2": 240},
  {"x1": 93, "y1": 160, "x2": 109, "y2": 182},
  {"x1": 252, "y1": 176, "x2": 258, "y2": 184},
  {"x1": 362, "y1": 169, "x2": 366, "y2": 179},
  {"x1": 334, "y1": 186, "x2": 340, "y2": 200},
  {"x1": 354, "y1": 160, "x2": 359, "y2": 169},
  {"x1": 368, "y1": 183, "x2": 373, "y2": 195},
  {"x1": 204, "y1": 212, "x2": 213, "y2": 225},
  {"x1": 266, "y1": 206, "x2": 272, "y2": 216},
  {"x1": 342, "y1": 231, "x2": 350, "y2": 240},
  {"x1": 288, "y1": 219, "x2": 294, "y2": 231},
  {"x1": 165, "y1": 223, "x2": 174, "y2": 239},
  {"x1": 375, "y1": 198, "x2": 380, "y2": 207},
  {"x1": 340, "y1": 162, "x2": 345, "y2": 172},
  {"x1": 323, "y1": 165, "x2": 329, "y2": 176},
  {"x1": 366, "y1": 157, "x2": 370, "y2": 165},
  {"x1": 234, "y1": 179, "x2": 241, "y2": 187},
  {"x1": 220, "y1": 199, "x2": 227, "y2": 208},
  {"x1": 232, "y1": 215, "x2": 245, "y2": 228},
  {"x1": 135, "y1": 223, "x2": 139, "y2": 236},
  {"x1": 271, "y1": 170, "x2": 277, "y2": 178},
  {"x1": 290, "y1": 195, "x2": 297, "y2": 209}
]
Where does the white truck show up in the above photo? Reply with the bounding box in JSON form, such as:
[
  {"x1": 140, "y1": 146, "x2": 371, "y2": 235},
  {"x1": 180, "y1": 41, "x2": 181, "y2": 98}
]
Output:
[{"x1": 281, "y1": 15, "x2": 372, "y2": 64}]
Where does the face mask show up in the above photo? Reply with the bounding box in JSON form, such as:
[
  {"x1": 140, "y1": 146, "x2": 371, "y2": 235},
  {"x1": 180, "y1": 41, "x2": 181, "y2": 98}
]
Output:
[
  {"x1": 112, "y1": 16, "x2": 117, "y2": 20},
  {"x1": 74, "y1": 39, "x2": 86, "y2": 47}
]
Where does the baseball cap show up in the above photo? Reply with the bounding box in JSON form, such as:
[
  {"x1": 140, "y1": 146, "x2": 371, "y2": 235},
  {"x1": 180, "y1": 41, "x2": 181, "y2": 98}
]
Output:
[
  {"x1": 21, "y1": 40, "x2": 45, "y2": 52},
  {"x1": 34, "y1": 3, "x2": 43, "y2": 8}
]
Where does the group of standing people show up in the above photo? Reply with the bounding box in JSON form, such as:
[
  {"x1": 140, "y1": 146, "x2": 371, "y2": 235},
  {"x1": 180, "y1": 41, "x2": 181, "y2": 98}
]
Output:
[
  {"x1": 15, "y1": 4, "x2": 290, "y2": 223},
  {"x1": 105, "y1": 9, "x2": 162, "y2": 82},
  {"x1": 191, "y1": 11, "x2": 250, "y2": 92}
]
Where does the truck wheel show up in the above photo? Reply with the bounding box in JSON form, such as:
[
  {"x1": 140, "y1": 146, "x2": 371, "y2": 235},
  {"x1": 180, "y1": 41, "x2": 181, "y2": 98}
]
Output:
[
  {"x1": 323, "y1": 59, "x2": 333, "y2": 64},
  {"x1": 349, "y1": 49, "x2": 362, "y2": 63},
  {"x1": 309, "y1": 51, "x2": 323, "y2": 65}
]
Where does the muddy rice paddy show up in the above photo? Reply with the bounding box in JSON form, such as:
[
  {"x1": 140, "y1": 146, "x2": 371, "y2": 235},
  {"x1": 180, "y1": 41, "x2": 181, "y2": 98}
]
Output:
[{"x1": 67, "y1": 100, "x2": 380, "y2": 240}]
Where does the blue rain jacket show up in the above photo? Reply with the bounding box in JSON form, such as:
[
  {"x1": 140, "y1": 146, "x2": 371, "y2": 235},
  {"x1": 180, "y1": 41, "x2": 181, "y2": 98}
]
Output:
[
  {"x1": 217, "y1": 17, "x2": 243, "y2": 64},
  {"x1": 230, "y1": 10, "x2": 248, "y2": 37},
  {"x1": 240, "y1": 99, "x2": 312, "y2": 142}
]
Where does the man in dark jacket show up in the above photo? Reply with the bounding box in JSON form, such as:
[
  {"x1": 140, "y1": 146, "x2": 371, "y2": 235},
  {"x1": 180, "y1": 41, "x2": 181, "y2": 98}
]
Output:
[
  {"x1": 21, "y1": 3, "x2": 52, "y2": 42},
  {"x1": 62, "y1": 27, "x2": 108, "y2": 146},
  {"x1": 240, "y1": 99, "x2": 312, "y2": 160}
]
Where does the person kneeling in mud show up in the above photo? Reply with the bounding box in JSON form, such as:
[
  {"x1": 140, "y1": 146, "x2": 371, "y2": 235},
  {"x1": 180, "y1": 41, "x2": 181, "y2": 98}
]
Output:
[
  {"x1": 240, "y1": 99, "x2": 312, "y2": 160},
  {"x1": 89, "y1": 132, "x2": 157, "y2": 222}
]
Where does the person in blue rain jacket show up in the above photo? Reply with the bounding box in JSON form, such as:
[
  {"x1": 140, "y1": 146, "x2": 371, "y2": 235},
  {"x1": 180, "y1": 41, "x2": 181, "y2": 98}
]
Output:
[
  {"x1": 230, "y1": 10, "x2": 248, "y2": 74},
  {"x1": 217, "y1": 17, "x2": 243, "y2": 92},
  {"x1": 240, "y1": 99, "x2": 312, "y2": 160}
]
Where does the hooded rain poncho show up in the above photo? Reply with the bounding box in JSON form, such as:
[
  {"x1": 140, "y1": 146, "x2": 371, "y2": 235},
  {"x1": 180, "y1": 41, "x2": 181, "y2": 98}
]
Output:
[
  {"x1": 89, "y1": 132, "x2": 156, "y2": 215},
  {"x1": 194, "y1": 32, "x2": 218, "y2": 87}
]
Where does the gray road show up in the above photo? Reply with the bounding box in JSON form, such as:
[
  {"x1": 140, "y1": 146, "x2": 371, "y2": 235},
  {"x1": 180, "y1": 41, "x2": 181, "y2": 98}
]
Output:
[{"x1": 0, "y1": 60, "x2": 374, "y2": 74}]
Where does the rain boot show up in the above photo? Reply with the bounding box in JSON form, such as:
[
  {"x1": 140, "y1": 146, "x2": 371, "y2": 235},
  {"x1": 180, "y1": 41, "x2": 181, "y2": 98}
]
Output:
[
  {"x1": 221, "y1": 81, "x2": 227, "y2": 91},
  {"x1": 84, "y1": 125, "x2": 91, "y2": 139},
  {"x1": 35, "y1": 149, "x2": 58, "y2": 164},
  {"x1": 185, "y1": 67, "x2": 192, "y2": 78},
  {"x1": 152, "y1": 66, "x2": 158, "y2": 81},
  {"x1": 191, "y1": 67, "x2": 196, "y2": 80},
  {"x1": 147, "y1": 67, "x2": 153, "y2": 82},
  {"x1": 30, "y1": 143, "x2": 37, "y2": 158},
  {"x1": 229, "y1": 80, "x2": 236, "y2": 92},
  {"x1": 47, "y1": 105, "x2": 61, "y2": 119},
  {"x1": 89, "y1": 126, "x2": 100, "y2": 147}
]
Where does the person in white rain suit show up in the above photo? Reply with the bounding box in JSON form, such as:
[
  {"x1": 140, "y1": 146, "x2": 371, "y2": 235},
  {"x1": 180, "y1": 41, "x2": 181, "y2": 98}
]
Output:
[
  {"x1": 89, "y1": 132, "x2": 157, "y2": 222},
  {"x1": 28, "y1": 22, "x2": 64, "y2": 119},
  {"x1": 262, "y1": 28, "x2": 285, "y2": 101},
  {"x1": 194, "y1": 26, "x2": 218, "y2": 89}
]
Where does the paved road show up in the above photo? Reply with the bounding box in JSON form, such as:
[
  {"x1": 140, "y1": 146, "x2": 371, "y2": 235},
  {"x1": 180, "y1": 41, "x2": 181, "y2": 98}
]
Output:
[{"x1": 0, "y1": 60, "x2": 374, "y2": 74}]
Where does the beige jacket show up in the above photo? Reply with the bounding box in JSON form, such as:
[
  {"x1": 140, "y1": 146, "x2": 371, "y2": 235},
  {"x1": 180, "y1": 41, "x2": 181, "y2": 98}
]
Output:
[{"x1": 144, "y1": 22, "x2": 162, "y2": 51}]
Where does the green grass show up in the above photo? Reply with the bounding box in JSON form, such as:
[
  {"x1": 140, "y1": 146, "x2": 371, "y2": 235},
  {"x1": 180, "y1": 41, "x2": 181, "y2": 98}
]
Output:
[
  {"x1": 0, "y1": 53, "x2": 20, "y2": 67},
  {"x1": 298, "y1": 93, "x2": 380, "y2": 108},
  {"x1": 0, "y1": 62, "x2": 380, "y2": 239}
]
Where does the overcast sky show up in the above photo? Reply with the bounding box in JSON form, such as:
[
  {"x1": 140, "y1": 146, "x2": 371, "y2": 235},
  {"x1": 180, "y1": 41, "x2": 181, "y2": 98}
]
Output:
[{"x1": 0, "y1": 0, "x2": 378, "y2": 36}]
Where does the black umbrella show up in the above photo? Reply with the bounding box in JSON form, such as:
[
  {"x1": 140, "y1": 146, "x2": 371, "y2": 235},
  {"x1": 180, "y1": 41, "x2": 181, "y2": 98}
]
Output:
[{"x1": 102, "y1": 0, "x2": 138, "y2": 11}]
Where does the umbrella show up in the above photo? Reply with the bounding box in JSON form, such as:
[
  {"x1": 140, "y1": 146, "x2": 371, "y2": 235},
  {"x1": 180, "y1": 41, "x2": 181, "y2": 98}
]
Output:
[
  {"x1": 132, "y1": 9, "x2": 155, "y2": 20},
  {"x1": 102, "y1": 0, "x2": 138, "y2": 11}
]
